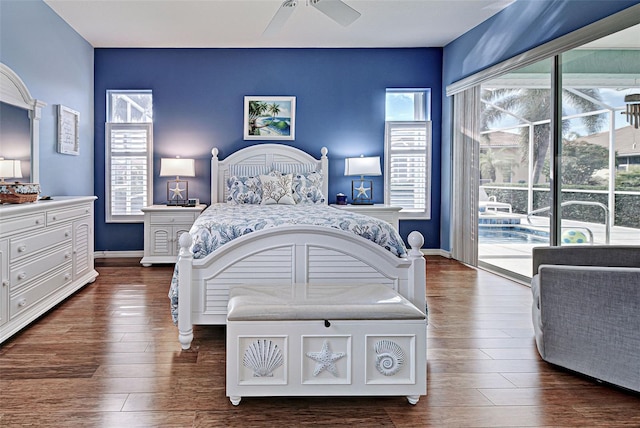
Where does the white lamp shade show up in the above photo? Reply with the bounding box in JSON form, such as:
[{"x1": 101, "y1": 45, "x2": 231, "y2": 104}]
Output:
[
  {"x1": 159, "y1": 157, "x2": 195, "y2": 178},
  {"x1": 344, "y1": 156, "x2": 381, "y2": 176},
  {"x1": 0, "y1": 159, "x2": 23, "y2": 179}
]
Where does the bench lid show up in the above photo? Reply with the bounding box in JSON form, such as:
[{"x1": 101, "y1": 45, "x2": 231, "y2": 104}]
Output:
[{"x1": 227, "y1": 283, "x2": 426, "y2": 321}]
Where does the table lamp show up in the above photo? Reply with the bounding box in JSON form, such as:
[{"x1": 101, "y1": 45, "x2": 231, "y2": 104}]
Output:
[
  {"x1": 159, "y1": 157, "x2": 195, "y2": 206},
  {"x1": 344, "y1": 155, "x2": 381, "y2": 205}
]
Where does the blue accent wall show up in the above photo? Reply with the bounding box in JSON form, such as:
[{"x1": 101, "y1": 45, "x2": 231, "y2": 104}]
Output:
[
  {"x1": 94, "y1": 48, "x2": 443, "y2": 251},
  {"x1": 0, "y1": 0, "x2": 94, "y2": 197},
  {"x1": 439, "y1": 0, "x2": 639, "y2": 252}
]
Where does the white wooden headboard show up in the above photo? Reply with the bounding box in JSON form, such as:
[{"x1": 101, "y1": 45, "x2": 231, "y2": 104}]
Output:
[{"x1": 211, "y1": 144, "x2": 329, "y2": 204}]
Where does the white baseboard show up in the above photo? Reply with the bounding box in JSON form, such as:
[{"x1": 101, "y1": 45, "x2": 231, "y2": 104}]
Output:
[
  {"x1": 422, "y1": 248, "x2": 451, "y2": 258},
  {"x1": 94, "y1": 250, "x2": 143, "y2": 259}
]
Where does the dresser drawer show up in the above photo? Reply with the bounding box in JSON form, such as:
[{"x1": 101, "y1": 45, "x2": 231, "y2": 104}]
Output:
[
  {"x1": 10, "y1": 265, "x2": 73, "y2": 319},
  {"x1": 0, "y1": 213, "x2": 45, "y2": 238},
  {"x1": 10, "y1": 244, "x2": 73, "y2": 292},
  {"x1": 47, "y1": 204, "x2": 92, "y2": 226},
  {"x1": 149, "y1": 212, "x2": 198, "y2": 225},
  {"x1": 10, "y1": 225, "x2": 72, "y2": 262}
]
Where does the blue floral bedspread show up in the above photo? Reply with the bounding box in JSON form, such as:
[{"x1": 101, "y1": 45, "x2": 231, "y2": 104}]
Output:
[{"x1": 169, "y1": 203, "x2": 408, "y2": 323}]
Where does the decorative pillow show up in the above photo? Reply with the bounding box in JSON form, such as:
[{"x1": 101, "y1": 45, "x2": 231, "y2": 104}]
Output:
[
  {"x1": 292, "y1": 171, "x2": 325, "y2": 204},
  {"x1": 259, "y1": 173, "x2": 296, "y2": 205},
  {"x1": 226, "y1": 175, "x2": 262, "y2": 204}
]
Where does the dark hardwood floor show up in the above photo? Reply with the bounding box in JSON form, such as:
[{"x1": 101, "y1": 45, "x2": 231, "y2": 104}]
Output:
[{"x1": 1, "y1": 256, "x2": 638, "y2": 427}]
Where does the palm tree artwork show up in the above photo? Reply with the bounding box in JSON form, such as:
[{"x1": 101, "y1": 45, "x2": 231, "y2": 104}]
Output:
[
  {"x1": 246, "y1": 98, "x2": 293, "y2": 138},
  {"x1": 482, "y1": 88, "x2": 605, "y2": 184},
  {"x1": 248, "y1": 101, "x2": 269, "y2": 135}
]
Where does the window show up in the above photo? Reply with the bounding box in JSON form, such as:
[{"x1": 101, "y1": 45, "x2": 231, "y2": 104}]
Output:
[
  {"x1": 384, "y1": 89, "x2": 432, "y2": 218},
  {"x1": 106, "y1": 90, "x2": 153, "y2": 223}
]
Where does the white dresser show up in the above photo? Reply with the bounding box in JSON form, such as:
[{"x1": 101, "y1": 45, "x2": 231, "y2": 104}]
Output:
[
  {"x1": 141, "y1": 204, "x2": 206, "y2": 266},
  {"x1": 0, "y1": 196, "x2": 98, "y2": 343}
]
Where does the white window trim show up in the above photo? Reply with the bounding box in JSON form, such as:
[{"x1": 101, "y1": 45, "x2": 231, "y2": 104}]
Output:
[
  {"x1": 384, "y1": 120, "x2": 432, "y2": 220},
  {"x1": 105, "y1": 122, "x2": 153, "y2": 223}
]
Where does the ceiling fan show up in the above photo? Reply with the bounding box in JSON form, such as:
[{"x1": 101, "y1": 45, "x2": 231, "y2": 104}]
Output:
[{"x1": 264, "y1": 0, "x2": 361, "y2": 36}]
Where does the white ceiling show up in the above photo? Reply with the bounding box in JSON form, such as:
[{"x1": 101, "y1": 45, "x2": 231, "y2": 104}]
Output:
[{"x1": 43, "y1": 0, "x2": 516, "y2": 48}]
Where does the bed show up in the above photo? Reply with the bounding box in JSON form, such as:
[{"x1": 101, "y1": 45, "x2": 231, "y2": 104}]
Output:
[{"x1": 172, "y1": 144, "x2": 426, "y2": 351}]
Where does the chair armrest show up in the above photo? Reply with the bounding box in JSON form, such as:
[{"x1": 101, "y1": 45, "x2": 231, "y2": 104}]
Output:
[{"x1": 533, "y1": 246, "x2": 640, "y2": 274}]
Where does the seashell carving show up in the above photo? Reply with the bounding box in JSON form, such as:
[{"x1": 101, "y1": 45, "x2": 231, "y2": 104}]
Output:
[
  {"x1": 243, "y1": 339, "x2": 284, "y2": 377},
  {"x1": 374, "y1": 339, "x2": 405, "y2": 376}
]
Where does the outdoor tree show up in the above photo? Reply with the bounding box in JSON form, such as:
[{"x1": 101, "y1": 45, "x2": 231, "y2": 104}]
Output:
[{"x1": 481, "y1": 88, "x2": 605, "y2": 184}]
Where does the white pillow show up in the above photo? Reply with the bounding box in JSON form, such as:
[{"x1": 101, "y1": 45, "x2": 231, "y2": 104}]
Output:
[{"x1": 259, "y1": 173, "x2": 296, "y2": 205}]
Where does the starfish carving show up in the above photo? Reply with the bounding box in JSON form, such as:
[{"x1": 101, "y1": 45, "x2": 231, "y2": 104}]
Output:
[
  {"x1": 169, "y1": 183, "x2": 185, "y2": 199},
  {"x1": 354, "y1": 181, "x2": 370, "y2": 198},
  {"x1": 305, "y1": 340, "x2": 346, "y2": 377}
]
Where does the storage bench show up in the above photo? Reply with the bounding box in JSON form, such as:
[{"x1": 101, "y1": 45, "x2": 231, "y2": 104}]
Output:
[{"x1": 226, "y1": 283, "x2": 427, "y2": 405}]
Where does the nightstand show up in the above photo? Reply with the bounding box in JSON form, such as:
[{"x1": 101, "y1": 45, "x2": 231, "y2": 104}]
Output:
[
  {"x1": 331, "y1": 204, "x2": 401, "y2": 229},
  {"x1": 140, "y1": 204, "x2": 206, "y2": 266}
]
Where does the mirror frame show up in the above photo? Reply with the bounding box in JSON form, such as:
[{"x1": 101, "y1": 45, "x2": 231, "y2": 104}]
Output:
[{"x1": 0, "y1": 63, "x2": 46, "y2": 183}]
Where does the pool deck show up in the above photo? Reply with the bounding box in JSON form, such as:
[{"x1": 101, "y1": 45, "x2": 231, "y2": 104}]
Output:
[{"x1": 478, "y1": 213, "x2": 640, "y2": 279}]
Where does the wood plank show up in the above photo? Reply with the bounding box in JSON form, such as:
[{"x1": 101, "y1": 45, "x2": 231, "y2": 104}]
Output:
[{"x1": 0, "y1": 255, "x2": 637, "y2": 426}]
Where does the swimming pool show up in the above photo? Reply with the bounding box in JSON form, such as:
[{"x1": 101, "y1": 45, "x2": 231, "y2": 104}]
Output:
[{"x1": 478, "y1": 227, "x2": 549, "y2": 245}]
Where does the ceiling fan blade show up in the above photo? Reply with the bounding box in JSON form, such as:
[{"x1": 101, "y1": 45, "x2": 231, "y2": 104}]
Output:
[
  {"x1": 310, "y1": 0, "x2": 361, "y2": 27},
  {"x1": 263, "y1": 0, "x2": 298, "y2": 36}
]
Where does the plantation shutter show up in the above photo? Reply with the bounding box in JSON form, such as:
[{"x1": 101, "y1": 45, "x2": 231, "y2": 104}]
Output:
[
  {"x1": 384, "y1": 121, "x2": 431, "y2": 218},
  {"x1": 106, "y1": 123, "x2": 152, "y2": 221}
]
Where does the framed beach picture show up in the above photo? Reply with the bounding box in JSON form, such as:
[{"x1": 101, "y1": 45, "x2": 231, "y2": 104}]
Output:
[{"x1": 244, "y1": 96, "x2": 296, "y2": 140}]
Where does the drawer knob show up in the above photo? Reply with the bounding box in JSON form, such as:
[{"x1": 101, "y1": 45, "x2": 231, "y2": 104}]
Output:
[
  {"x1": 17, "y1": 273, "x2": 26, "y2": 280},
  {"x1": 64, "y1": 274, "x2": 71, "y2": 280},
  {"x1": 52, "y1": 216, "x2": 57, "y2": 221},
  {"x1": 18, "y1": 245, "x2": 27, "y2": 253},
  {"x1": 2, "y1": 280, "x2": 8, "y2": 287},
  {"x1": 17, "y1": 298, "x2": 27, "y2": 307},
  {"x1": 65, "y1": 252, "x2": 71, "y2": 259},
  {"x1": 35, "y1": 219, "x2": 41, "y2": 224},
  {"x1": 65, "y1": 231, "x2": 70, "y2": 238},
  {"x1": 85, "y1": 209, "x2": 90, "y2": 213}
]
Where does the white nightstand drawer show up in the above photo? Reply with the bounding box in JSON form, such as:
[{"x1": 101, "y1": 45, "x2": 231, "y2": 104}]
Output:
[{"x1": 150, "y1": 212, "x2": 198, "y2": 224}]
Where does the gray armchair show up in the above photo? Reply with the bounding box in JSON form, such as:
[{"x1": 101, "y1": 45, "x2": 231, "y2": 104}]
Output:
[{"x1": 531, "y1": 246, "x2": 640, "y2": 393}]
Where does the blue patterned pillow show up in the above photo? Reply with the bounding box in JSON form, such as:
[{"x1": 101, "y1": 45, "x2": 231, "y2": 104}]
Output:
[
  {"x1": 226, "y1": 175, "x2": 262, "y2": 204},
  {"x1": 292, "y1": 171, "x2": 325, "y2": 204}
]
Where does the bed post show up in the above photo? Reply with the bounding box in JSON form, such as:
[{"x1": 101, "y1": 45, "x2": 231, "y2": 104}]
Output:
[
  {"x1": 211, "y1": 148, "x2": 220, "y2": 203},
  {"x1": 320, "y1": 147, "x2": 328, "y2": 203},
  {"x1": 407, "y1": 231, "x2": 426, "y2": 314},
  {"x1": 178, "y1": 233, "x2": 194, "y2": 350}
]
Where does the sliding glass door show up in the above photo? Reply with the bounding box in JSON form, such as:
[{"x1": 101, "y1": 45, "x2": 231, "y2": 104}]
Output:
[
  {"x1": 559, "y1": 42, "x2": 640, "y2": 248},
  {"x1": 473, "y1": 25, "x2": 640, "y2": 281}
]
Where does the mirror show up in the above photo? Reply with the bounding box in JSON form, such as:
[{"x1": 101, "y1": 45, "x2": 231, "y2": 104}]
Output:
[
  {"x1": 0, "y1": 101, "x2": 31, "y2": 182},
  {"x1": 0, "y1": 63, "x2": 46, "y2": 183}
]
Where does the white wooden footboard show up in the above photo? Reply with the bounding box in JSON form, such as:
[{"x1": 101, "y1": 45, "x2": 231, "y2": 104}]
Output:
[{"x1": 177, "y1": 227, "x2": 425, "y2": 350}]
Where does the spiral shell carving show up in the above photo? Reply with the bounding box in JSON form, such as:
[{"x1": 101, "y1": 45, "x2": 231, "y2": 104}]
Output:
[
  {"x1": 243, "y1": 339, "x2": 284, "y2": 377},
  {"x1": 374, "y1": 339, "x2": 405, "y2": 376}
]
